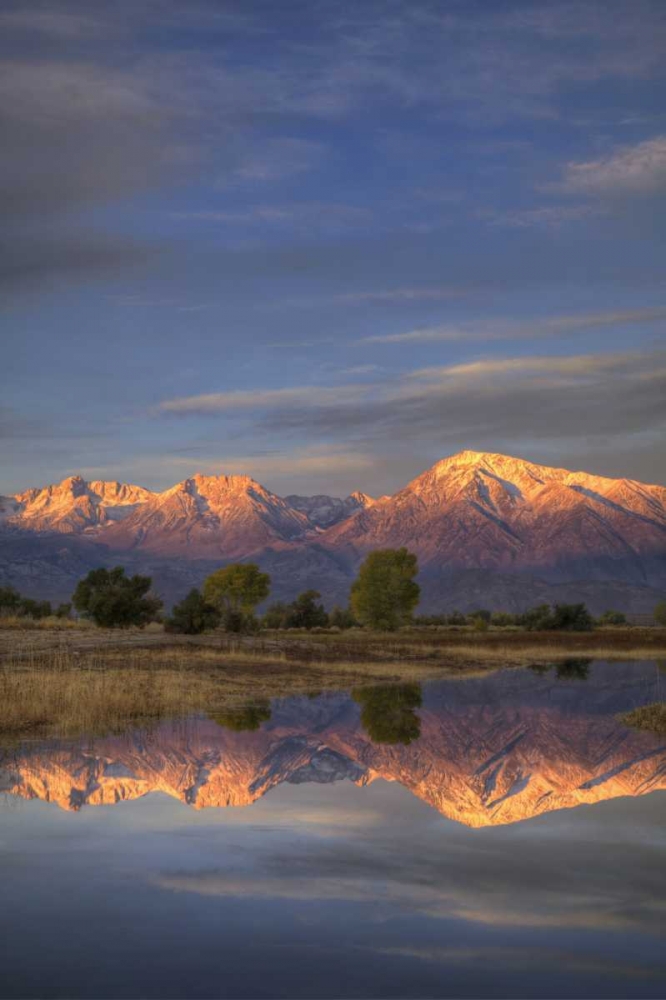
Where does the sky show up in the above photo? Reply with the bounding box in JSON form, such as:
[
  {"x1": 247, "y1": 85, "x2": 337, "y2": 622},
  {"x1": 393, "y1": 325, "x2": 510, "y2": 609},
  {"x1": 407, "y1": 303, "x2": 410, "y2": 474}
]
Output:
[{"x1": 1, "y1": 0, "x2": 665, "y2": 498}]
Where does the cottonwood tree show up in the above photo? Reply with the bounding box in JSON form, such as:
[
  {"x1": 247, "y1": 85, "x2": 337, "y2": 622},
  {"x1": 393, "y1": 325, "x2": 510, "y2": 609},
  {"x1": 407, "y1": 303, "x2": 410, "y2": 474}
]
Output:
[
  {"x1": 203, "y1": 563, "x2": 270, "y2": 632},
  {"x1": 350, "y1": 548, "x2": 420, "y2": 631}
]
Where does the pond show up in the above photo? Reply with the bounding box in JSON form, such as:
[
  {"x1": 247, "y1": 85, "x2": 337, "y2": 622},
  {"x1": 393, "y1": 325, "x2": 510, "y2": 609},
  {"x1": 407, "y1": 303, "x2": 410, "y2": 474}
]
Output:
[{"x1": 1, "y1": 660, "x2": 665, "y2": 998}]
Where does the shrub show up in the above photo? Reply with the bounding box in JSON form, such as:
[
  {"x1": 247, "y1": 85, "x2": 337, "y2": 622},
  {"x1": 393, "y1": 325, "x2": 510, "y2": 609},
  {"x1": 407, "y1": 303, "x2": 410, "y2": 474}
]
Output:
[
  {"x1": 18, "y1": 598, "x2": 52, "y2": 619},
  {"x1": 655, "y1": 601, "x2": 666, "y2": 627},
  {"x1": 520, "y1": 602, "x2": 594, "y2": 632},
  {"x1": 166, "y1": 589, "x2": 220, "y2": 634},
  {"x1": 491, "y1": 611, "x2": 517, "y2": 627},
  {"x1": 550, "y1": 603, "x2": 594, "y2": 632},
  {"x1": 0, "y1": 586, "x2": 21, "y2": 614},
  {"x1": 519, "y1": 604, "x2": 554, "y2": 630},
  {"x1": 468, "y1": 608, "x2": 491, "y2": 624},
  {"x1": 284, "y1": 590, "x2": 328, "y2": 629},
  {"x1": 328, "y1": 606, "x2": 358, "y2": 630},
  {"x1": 597, "y1": 609, "x2": 627, "y2": 626}
]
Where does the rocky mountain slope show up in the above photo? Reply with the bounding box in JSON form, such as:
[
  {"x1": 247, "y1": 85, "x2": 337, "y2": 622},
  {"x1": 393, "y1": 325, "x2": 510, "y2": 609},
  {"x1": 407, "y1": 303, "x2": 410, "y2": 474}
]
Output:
[
  {"x1": 3, "y1": 664, "x2": 665, "y2": 827},
  {"x1": 1, "y1": 451, "x2": 665, "y2": 610}
]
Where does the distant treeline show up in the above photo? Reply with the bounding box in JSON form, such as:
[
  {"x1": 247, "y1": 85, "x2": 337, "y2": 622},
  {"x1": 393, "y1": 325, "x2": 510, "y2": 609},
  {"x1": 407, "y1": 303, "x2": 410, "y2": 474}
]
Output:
[{"x1": 1, "y1": 548, "x2": 665, "y2": 633}]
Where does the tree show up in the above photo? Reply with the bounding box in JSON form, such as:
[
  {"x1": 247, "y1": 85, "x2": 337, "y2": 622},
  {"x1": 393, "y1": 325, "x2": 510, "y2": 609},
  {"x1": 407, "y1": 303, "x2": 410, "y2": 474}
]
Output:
[
  {"x1": 350, "y1": 548, "x2": 420, "y2": 631},
  {"x1": 55, "y1": 602, "x2": 72, "y2": 619},
  {"x1": 166, "y1": 589, "x2": 220, "y2": 634},
  {"x1": 329, "y1": 606, "x2": 358, "y2": 629},
  {"x1": 655, "y1": 601, "x2": 666, "y2": 627},
  {"x1": 0, "y1": 586, "x2": 21, "y2": 614},
  {"x1": 597, "y1": 609, "x2": 627, "y2": 626},
  {"x1": 203, "y1": 564, "x2": 270, "y2": 632},
  {"x1": 550, "y1": 603, "x2": 594, "y2": 632},
  {"x1": 520, "y1": 602, "x2": 594, "y2": 631},
  {"x1": 285, "y1": 590, "x2": 328, "y2": 629},
  {"x1": 556, "y1": 658, "x2": 592, "y2": 681},
  {"x1": 353, "y1": 683, "x2": 422, "y2": 745},
  {"x1": 520, "y1": 604, "x2": 554, "y2": 630},
  {"x1": 18, "y1": 598, "x2": 52, "y2": 619},
  {"x1": 491, "y1": 611, "x2": 517, "y2": 627},
  {"x1": 262, "y1": 601, "x2": 290, "y2": 629},
  {"x1": 72, "y1": 567, "x2": 162, "y2": 628},
  {"x1": 468, "y1": 608, "x2": 491, "y2": 624}
]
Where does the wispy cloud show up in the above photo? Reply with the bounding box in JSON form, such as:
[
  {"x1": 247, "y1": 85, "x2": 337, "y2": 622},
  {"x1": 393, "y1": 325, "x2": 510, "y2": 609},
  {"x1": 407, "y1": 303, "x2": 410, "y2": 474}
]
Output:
[
  {"x1": 479, "y1": 205, "x2": 604, "y2": 228},
  {"x1": 335, "y1": 287, "x2": 467, "y2": 304},
  {"x1": 360, "y1": 307, "x2": 666, "y2": 344},
  {"x1": 553, "y1": 136, "x2": 666, "y2": 197}
]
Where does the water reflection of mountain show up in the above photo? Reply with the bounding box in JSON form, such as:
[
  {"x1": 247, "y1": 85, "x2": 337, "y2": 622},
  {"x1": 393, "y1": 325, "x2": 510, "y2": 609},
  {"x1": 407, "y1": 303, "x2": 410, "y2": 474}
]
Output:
[{"x1": 2, "y1": 662, "x2": 665, "y2": 827}]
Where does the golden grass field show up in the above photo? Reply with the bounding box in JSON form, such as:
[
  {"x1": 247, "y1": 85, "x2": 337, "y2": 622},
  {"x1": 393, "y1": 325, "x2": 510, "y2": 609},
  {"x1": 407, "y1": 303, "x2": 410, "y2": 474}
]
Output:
[{"x1": 0, "y1": 620, "x2": 664, "y2": 742}]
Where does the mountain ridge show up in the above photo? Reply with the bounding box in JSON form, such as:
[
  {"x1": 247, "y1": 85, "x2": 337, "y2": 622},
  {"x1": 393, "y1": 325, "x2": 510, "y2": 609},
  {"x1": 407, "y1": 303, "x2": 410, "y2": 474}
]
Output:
[{"x1": 1, "y1": 451, "x2": 665, "y2": 611}]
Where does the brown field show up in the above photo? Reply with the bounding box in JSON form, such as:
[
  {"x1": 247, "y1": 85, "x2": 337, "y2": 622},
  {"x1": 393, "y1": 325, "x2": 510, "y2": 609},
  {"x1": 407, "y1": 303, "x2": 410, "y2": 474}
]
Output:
[{"x1": 0, "y1": 622, "x2": 664, "y2": 744}]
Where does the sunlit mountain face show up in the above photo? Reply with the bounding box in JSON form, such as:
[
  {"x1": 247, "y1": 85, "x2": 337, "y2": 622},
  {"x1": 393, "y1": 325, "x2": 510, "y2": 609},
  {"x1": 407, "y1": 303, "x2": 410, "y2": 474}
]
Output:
[
  {"x1": 3, "y1": 661, "x2": 665, "y2": 828},
  {"x1": 1, "y1": 451, "x2": 666, "y2": 611}
]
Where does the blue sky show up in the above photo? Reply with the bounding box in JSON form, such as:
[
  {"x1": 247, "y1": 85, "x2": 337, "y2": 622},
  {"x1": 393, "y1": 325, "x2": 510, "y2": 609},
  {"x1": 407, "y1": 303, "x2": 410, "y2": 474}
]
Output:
[{"x1": 1, "y1": 0, "x2": 665, "y2": 497}]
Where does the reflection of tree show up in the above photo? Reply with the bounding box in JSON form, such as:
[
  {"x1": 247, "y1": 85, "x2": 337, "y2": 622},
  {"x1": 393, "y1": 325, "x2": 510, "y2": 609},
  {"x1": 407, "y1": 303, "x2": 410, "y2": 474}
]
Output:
[
  {"x1": 352, "y1": 683, "x2": 422, "y2": 745},
  {"x1": 210, "y1": 702, "x2": 272, "y2": 732},
  {"x1": 527, "y1": 662, "x2": 551, "y2": 676},
  {"x1": 556, "y1": 658, "x2": 592, "y2": 681}
]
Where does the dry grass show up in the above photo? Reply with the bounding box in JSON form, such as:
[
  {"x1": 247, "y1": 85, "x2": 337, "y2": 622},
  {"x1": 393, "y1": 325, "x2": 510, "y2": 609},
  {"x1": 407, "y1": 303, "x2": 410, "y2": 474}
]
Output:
[
  {"x1": 0, "y1": 624, "x2": 663, "y2": 744},
  {"x1": 0, "y1": 644, "x2": 456, "y2": 744},
  {"x1": 0, "y1": 615, "x2": 96, "y2": 631},
  {"x1": 620, "y1": 702, "x2": 666, "y2": 735}
]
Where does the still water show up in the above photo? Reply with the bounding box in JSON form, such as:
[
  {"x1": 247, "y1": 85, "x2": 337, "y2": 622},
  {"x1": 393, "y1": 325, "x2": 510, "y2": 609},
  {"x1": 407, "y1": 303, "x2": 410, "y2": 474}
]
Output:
[{"x1": 1, "y1": 660, "x2": 665, "y2": 998}]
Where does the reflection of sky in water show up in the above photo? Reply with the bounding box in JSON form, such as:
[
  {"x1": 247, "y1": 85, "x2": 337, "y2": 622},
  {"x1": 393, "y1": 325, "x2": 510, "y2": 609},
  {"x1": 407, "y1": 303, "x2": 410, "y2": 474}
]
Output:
[{"x1": 0, "y1": 662, "x2": 665, "y2": 998}]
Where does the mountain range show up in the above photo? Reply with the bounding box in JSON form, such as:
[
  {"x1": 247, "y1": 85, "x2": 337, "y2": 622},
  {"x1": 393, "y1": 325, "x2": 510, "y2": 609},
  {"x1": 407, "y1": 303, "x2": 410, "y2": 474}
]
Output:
[
  {"x1": 3, "y1": 664, "x2": 665, "y2": 826},
  {"x1": 1, "y1": 450, "x2": 665, "y2": 611}
]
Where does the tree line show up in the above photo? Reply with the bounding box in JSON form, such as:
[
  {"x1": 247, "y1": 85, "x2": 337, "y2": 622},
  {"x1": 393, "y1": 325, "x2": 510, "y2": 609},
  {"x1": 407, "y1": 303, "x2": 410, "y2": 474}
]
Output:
[{"x1": 1, "y1": 547, "x2": 665, "y2": 632}]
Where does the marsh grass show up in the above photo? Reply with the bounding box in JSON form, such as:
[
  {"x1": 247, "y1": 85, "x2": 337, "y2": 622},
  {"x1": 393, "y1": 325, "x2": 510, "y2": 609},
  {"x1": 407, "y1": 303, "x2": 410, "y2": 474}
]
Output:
[
  {"x1": 0, "y1": 624, "x2": 664, "y2": 744},
  {"x1": 620, "y1": 702, "x2": 666, "y2": 735}
]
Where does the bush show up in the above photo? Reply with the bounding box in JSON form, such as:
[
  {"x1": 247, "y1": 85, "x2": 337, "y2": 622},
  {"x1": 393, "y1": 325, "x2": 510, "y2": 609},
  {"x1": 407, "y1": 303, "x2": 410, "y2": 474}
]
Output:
[
  {"x1": 447, "y1": 610, "x2": 467, "y2": 626},
  {"x1": 491, "y1": 611, "x2": 517, "y2": 627},
  {"x1": 519, "y1": 602, "x2": 594, "y2": 632},
  {"x1": 519, "y1": 604, "x2": 554, "y2": 630},
  {"x1": 55, "y1": 602, "x2": 72, "y2": 619},
  {"x1": 655, "y1": 601, "x2": 666, "y2": 627},
  {"x1": 262, "y1": 602, "x2": 290, "y2": 629},
  {"x1": 284, "y1": 590, "x2": 328, "y2": 629},
  {"x1": 72, "y1": 567, "x2": 162, "y2": 628},
  {"x1": 166, "y1": 589, "x2": 220, "y2": 634},
  {"x1": 470, "y1": 615, "x2": 489, "y2": 632},
  {"x1": 0, "y1": 586, "x2": 21, "y2": 614},
  {"x1": 329, "y1": 606, "x2": 358, "y2": 629},
  {"x1": 18, "y1": 598, "x2": 52, "y2": 619},
  {"x1": 550, "y1": 603, "x2": 594, "y2": 632},
  {"x1": 597, "y1": 609, "x2": 627, "y2": 626},
  {"x1": 350, "y1": 548, "x2": 420, "y2": 631},
  {"x1": 468, "y1": 608, "x2": 491, "y2": 624}
]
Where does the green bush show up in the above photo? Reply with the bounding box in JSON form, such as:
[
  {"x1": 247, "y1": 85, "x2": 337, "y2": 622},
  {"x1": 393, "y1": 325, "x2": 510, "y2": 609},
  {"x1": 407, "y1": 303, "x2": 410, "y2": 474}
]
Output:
[
  {"x1": 597, "y1": 609, "x2": 627, "y2": 626},
  {"x1": 166, "y1": 589, "x2": 220, "y2": 634}
]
